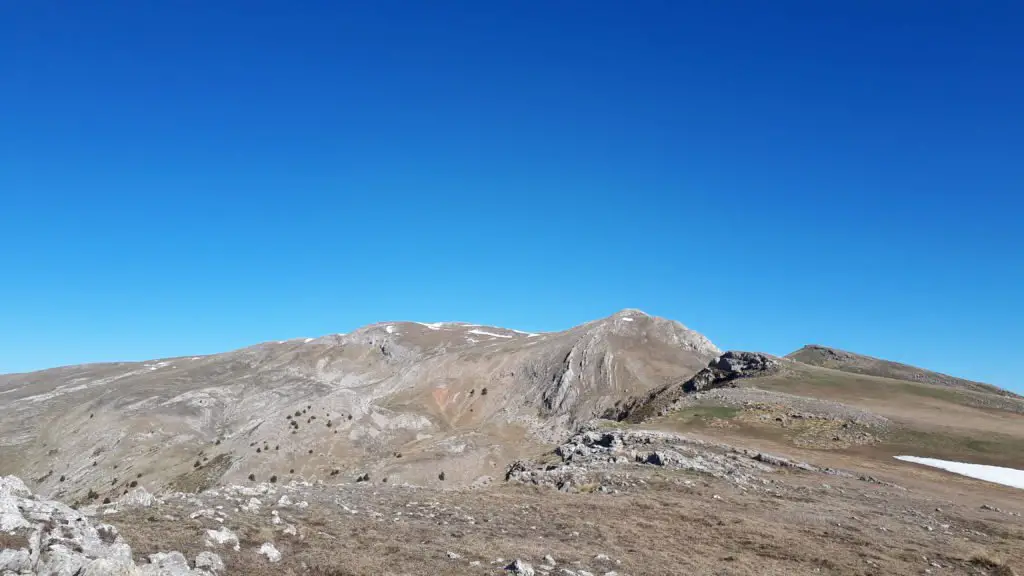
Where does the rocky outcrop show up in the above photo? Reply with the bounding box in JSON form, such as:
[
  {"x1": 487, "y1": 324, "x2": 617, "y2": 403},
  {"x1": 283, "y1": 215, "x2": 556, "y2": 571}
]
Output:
[
  {"x1": 0, "y1": 476, "x2": 218, "y2": 576},
  {"x1": 505, "y1": 428, "x2": 833, "y2": 493},
  {"x1": 605, "y1": 351, "x2": 780, "y2": 422}
]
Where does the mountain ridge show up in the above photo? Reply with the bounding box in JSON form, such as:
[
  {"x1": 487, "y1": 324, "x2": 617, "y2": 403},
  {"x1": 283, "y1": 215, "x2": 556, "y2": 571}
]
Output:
[{"x1": 786, "y1": 344, "x2": 1019, "y2": 398}]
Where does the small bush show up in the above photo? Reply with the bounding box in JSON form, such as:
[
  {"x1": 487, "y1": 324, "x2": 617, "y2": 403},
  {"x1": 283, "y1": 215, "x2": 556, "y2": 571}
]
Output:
[
  {"x1": 129, "y1": 480, "x2": 138, "y2": 488},
  {"x1": 269, "y1": 475, "x2": 278, "y2": 483},
  {"x1": 481, "y1": 388, "x2": 488, "y2": 396},
  {"x1": 248, "y1": 473, "x2": 256, "y2": 482},
  {"x1": 290, "y1": 469, "x2": 295, "y2": 474},
  {"x1": 111, "y1": 478, "x2": 118, "y2": 485},
  {"x1": 347, "y1": 414, "x2": 352, "y2": 420},
  {"x1": 92, "y1": 461, "x2": 97, "y2": 467},
  {"x1": 256, "y1": 448, "x2": 261, "y2": 453},
  {"x1": 87, "y1": 489, "x2": 99, "y2": 500},
  {"x1": 59, "y1": 475, "x2": 66, "y2": 482},
  {"x1": 295, "y1": 411, "x2": 302, "y2": 417},
  {"x1": 136, "y1": 473, "x2": 142, "y2": 478},
  {"x1": 308, "y1": 449, "x2": 314, "y2": 454},
  {"x1": 326, "y1": 421, "x2": 332, "y2": 428},
  {"x1": 438, "y1": 471, "x2": 446, "y2": 481},
  {"x1": 102, "y1": 497, "x2": 111, "y2": 504},
  {"x1": 215, "y1": 439, "x2": 221, "y2": 445},
  {"x1": 194, "y1": 461, "x2": 200, "y2": 468}
]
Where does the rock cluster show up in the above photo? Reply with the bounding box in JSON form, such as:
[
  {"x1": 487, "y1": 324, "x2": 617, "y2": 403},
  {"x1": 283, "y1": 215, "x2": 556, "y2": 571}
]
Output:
[
  {"x1": 505, "y1": 428, "x2": 830, "y2": 493},
  {"x1": 0, "y1": 476, "x2": 221, "y2": 576}
]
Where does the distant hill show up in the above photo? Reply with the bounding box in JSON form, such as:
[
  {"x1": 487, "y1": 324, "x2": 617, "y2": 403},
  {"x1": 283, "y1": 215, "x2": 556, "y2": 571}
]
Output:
[{"x1": 786, "y1": 344, "x2": 1018, "y2": 398}]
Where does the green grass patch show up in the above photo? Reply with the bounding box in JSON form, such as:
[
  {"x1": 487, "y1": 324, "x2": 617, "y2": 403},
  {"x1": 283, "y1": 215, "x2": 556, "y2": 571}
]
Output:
[{"x1": 670, "y1": 406, "x2": 740, "y2": 426}]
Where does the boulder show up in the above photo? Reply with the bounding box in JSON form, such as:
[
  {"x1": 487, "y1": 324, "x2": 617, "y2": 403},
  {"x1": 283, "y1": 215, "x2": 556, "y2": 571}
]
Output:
[
  {"x1": 195, "y1": 552, "x2": 224, "y2": 574},
  {"x1": 120, "y1": 487, "x2": 156, "y2": 509},
  {"x1": 258, "y1": 542, "x2": 282, "y2": 563},
  {"x1": 204, "y1": 527, "x2": 240, "y2": 551},
  {"x1": 0, "y1": 475, "x2": 209, "y2": 576}
]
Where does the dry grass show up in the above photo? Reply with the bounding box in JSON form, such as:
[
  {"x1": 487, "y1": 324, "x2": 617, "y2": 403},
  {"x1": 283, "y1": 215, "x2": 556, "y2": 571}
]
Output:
[
  {"x1": 110, "y1": 459, "x2": 1024, "y2": 576},
  {"x1": 0, "y1": 532, "x2": 30, "y2": 550}
]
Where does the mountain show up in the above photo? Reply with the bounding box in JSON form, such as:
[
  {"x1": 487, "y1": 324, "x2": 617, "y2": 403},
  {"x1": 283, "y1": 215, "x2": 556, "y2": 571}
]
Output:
[
  {"x1": 786, "y1": 344, "x2": 1019, "y2": 397},
  {"x1": 0, "y1": 309, "x2": 719, "y2": 502}
]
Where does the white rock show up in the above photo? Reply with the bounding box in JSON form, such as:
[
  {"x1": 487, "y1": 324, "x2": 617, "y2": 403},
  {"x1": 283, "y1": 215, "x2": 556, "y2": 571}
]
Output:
[
  {"x1": 144, "y1": 551, "x2": 193, "y2": 576},
  {"x1": 204, "y1": 527, "x2": 240, "y2": 551},
  {"x1": 241, "y1": 498, "x2": 262, "y2": 513},
  {"x1": 447, "y1": 551, "x2": 462, "y2": 560},
  {"x1": 544, "y1": 554, "x2": 557, "y2": 566},
  {"x1": 119, "y1": 487, "x2": 155, "y2": 508},
  {"x1": 259, "y1": 542, "x2": 282, "y2": 563},
  {"x1": 276, "y1": 495, "x2": 292, "y2": 507},
  {"x1": 0, "y1": 549, "x2": 31, "y2": 573},
  {"x1": 282, "y1": 524, "x2": 297, "y2": 536},
  {"x1": 195, "y1": 551, "x2": 225, "y2": 574}
]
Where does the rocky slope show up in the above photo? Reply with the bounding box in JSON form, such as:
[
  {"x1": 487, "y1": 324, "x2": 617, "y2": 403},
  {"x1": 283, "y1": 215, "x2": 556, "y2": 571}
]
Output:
[
  {"x1": 787, "y1": 345, "x2": 1019, "y2": 398},
  {"x1": 0, "y1": 310, "x2": 719, "y2": 504}
]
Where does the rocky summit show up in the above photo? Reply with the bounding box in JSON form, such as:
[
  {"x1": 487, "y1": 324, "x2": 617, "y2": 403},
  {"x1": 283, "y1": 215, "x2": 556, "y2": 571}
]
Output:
[{"x1": 2, "y1": 311, "x2": 1023, "y2": 575}]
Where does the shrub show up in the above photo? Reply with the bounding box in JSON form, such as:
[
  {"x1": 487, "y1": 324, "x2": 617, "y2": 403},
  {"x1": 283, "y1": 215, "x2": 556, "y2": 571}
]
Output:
[
  {"x1": 194, "y1": 461, "x2": 200, "y2": 468},
  {"x1": 347, "y1": 414, "x2": 353, "y2": 420},
  {"x1": 137, "y1": 473, "x2": 142, "y2": 478},
  {"x1": 87, "y1": 489, "x2": 99, "y2": 500},
  {"x1": 215, "y1": 439, "x2": 221, "y2": 445},
  {"x1": 59, "y1": 475, "x2": 66, "y2": 482},
  {"x1": 103, "y1": 498, "x2": 111, "y2": 504},
  {"x1": 308, "y1": 449, "x2": 313, "y2": 454},
  {"x1": 129, "y1": 480, "x2": 138, "y2": 488},
  {"x1": 111, "y1": 478, "x2": 118, "y2": 485},
  {"x1": 481, "y1": 388, "x2": 488, "y2": 396},
  {"x1": 290, "y1": 469, "x2": 295, "y2": 474},
  {"x1": 256, "y1": 448, "x2": 261, "y2": 453},
  {"x1": 438, "y1": 471, "x2": 446, "y2": 481},
  {"x1": 269, "y1": 475, "x2": 278, "y2": 483}
]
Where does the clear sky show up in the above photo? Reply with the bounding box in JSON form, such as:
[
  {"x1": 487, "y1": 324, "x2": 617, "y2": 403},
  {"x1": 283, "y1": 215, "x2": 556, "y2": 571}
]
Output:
[{"x1": 1, "y1": 2, "x2": 1021, "y2": 391}]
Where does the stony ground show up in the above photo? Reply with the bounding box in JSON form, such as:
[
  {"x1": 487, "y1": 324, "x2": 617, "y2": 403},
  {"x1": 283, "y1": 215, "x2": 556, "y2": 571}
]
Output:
[{"x1": 6, "y1": 425, "x2": 1019, "y2": 576}]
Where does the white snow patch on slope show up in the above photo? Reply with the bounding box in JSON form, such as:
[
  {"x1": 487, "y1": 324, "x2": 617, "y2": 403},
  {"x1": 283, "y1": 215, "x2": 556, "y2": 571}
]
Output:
[
  {"x1": 468, "y1": 329, "x2": 513, "y2": 339},
  {"x1": 304, "y1": 338, "x2": 314, "y2": 343},
  {"x1": 621, "y1": 317, "x2": 634, "y2": 322},
  {"x1": 895, "y1": 456, "x2": 1024, "y2": 490},
  {"x1": 385, "y1": 325, "x2": 395, "y2": 334}
]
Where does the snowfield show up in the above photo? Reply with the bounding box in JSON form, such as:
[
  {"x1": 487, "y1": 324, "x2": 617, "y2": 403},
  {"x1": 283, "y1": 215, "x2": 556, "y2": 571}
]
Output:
[{"x1": 895, "y1": 456, "x2": 1024, "y2": 489}]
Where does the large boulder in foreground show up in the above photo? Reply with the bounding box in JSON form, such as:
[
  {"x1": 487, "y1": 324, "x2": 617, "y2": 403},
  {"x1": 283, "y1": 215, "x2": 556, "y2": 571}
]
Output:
[{"x1": 0, "y1": 475, "x2": 218, "y2": 576}]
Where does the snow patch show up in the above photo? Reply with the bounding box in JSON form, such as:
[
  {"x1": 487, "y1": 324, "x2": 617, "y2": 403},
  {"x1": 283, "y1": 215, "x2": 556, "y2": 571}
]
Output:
[
  {"x1": 385, "y1": 325, "x2": 395, "y2": 334},
  {"x1": 468, "y1": 329, "x2": 512, "y2": 339},
  {"x1": 895, "y1": 456, "x2": 1024, "y2": 490},
  {"x1": 304, "y1": 338, "x2": 314, "y2": 343},
  {"x1": 622, "y1": 317, "x2": 634, "y2": 322}
]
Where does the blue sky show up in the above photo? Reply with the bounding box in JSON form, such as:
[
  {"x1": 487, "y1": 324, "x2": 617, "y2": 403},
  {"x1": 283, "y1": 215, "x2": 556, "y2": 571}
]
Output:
[{"x1": 1, "y1": 1, "x2": 1021, "y2": 391}]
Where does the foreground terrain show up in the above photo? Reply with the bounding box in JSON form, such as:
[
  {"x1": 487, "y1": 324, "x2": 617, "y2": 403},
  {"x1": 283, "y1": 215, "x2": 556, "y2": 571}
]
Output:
[{"x1": 2, "y1": 312, "x2": 1022, "y2": 575}]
